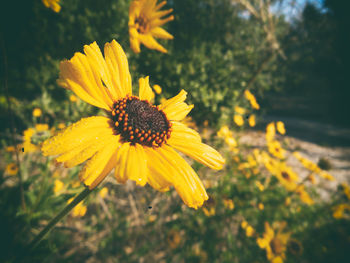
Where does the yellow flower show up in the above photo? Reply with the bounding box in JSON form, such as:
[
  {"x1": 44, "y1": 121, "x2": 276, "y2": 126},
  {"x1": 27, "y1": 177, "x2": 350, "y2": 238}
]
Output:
[
  {"x1": 319, "y1": 171, "x2": 335, "y2": 181},
  {"x1": 275, "y1": 163, "x2": 299, "y2": 191},
  {"x1": 246, "y1": 225, "x2": 255, "y2": 237},
  {"x1": 266, "y1": 122, "x2": 275, "y2": 142},
  {"x1": 296, "y1": 185, "x2": 314, "y2": 205},
  {"x1": 285, "y1": 197, "x2": 291, "y2": 206},
  {"x1": 58, "y1": 123, "x2": 66, "y2": 129},
  {"x1": 67, "y1": 197, "x2": 87, "y2": 217},
  {"x1": 333, "y1": 204, "x2": 350, "y2": 219},
  {"x1": 234, "y1": 115, "x2": 244, "y2": 126},
  {"x1": 223, "y1": 199, "x2": 235, "y2": 210},
  {"x1": 99, "y1": 187, "x2": 109, "y2": 198},
  {"x1": 341, "y1": 183, "x2": 350, "y2": 200},
  {"x1": 69, "y1": 94, "x2": 78, "y2": 102},
  {"x1": 202, "y1": 207, "x2": 215, "y2": 217},
  {"x1": 129, "y1": 0, "x2": 174, "y2": 53},
  {"x1": 244, "y1": 90, "x2": 260, "y2": 110},
  {"x1": 148, "y1": 214, "x2": 157, "y2": 222},
  {"x1": 168, "y1": 230, "x2": 181, "y2": 249},
  {"x1": 42, "y1": 0, "x2": 61, "y2": 13},
  {"x1": 258, "y1": 203, "x2": 264, "y2": 210},
  {"x1": 153, "y1": 84, "x2": 162, "y2": 94},
  {"x1": 32, "y1": 108, "x2": 42, "y2": 117},
  {"x1": 241, "y1": 221, "x2": 248, "y2": 229},
  {"x1": 234, "y1": 106, "x2": 246, "y2": 115},
  {"x1": 35, "y1": 123, "x2": 49, "y2": 132},
  {"x1": 256, "y1": 181, "x2": 265, "y2": 191},
  {"x1": 6, "y1": 146, "x2": 16, "y2": 152},
  {"x1": 257, "y1": 222, "x2": 291, "y2": 263},
  {"x1": 54, "y1": 179, "x2": 64, "y2": 193},
  {"x1": 225, "y1": 137, "x2": 237, "y2": 148},
  {"x1": 276, "y1": 121, "x2": 286, "y2": 135},
  {"x1": 268, "y1": 140, "x2": 286, "y2": 159},
  {"x1": 248, "y1": 114, "x2": 256, "y2": 127},
  {"x1": 217, "y1": 125, "x2": 232, "y2": 138},
  {"x1": 42, "y1": 40, "x2": 224, "y2": 209},
  {"x1": 22, "y1": 128, "x2": 38, "y2": 153},
  {"x1": 5, "y1": 163, "x2": 18, "y2": 175}
]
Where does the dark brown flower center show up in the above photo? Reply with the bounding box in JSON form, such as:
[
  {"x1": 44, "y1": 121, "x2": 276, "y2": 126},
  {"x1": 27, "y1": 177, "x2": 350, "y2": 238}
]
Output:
[
  {"x1": 270, "y1": 238, "x2": 284, "y2": 255},
  {"x1": 281, "y1": 171, "x2": 291, "y2": 181},
  {"x1": 111, "y1": 95, "x2": 171, "y2": 147},
  {"x1": 135, "y1": 16, "x2": 149, "y2": 34}
]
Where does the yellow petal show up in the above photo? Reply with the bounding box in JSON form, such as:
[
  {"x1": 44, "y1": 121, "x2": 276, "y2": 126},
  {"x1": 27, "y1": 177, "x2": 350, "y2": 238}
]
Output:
[
  {"x1": 58, "y1": 60, "x2": 110, "y2": 110},
  {"x1": 104, "y1": 40, "x2": 132, "y2": 97},
  {"x1": 79, "y1": 135, "x2": 120, "y2": 189},
  {"x1": 159, "y1": 90, "x2": 193, "y2": 121},
  {"x1": 42, "y1": 116, "x2": 113, "y2": 156},
  {"x1": 146, "y1": 145, "x2": 208, "y2": 209},
  {"x1": 138, "y1": 34, "x2": 168, "y2": 53},
  {"x1": 114, "y1": 143, "x2": 147, "y2": 186},
  {"x1": 138, "y1": 76, "x2": 153, "y2": 101},
  {"x1": 168, "y1": 123, "x2": 225, "y2": 170},
  {"x1": 129, "y1": 29, "x2": 141, "y2": 54}
]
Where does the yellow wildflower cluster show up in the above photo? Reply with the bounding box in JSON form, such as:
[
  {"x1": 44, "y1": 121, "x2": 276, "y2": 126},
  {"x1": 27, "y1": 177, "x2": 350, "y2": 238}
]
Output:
[
  {"x1": 333, "y1": 204, "x2": 350, "y2": 219},
  {"x1": 241, "y1": 220, "x2": 255, "y2": 237},
  {"x1": 244, "y1": 90, "x2": 260, "y2": 110},
  {"x1": 67, "y1": 198, "x2": 87, "y2": 217},
  {"x1": 293, "y1": 152, "x2": 335, "y2": 181},
  {"x1": 42, "y1": 0, "x2": 61, "y2": 13},
  {"x1": 217, "y1": 125, "x2": 238, "y2": 153}
]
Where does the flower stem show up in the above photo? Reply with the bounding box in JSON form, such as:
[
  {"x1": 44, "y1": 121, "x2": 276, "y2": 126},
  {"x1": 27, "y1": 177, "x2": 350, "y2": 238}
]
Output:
[{"x1": 27, "y1": 187, "x2": 93, "y2": 250}]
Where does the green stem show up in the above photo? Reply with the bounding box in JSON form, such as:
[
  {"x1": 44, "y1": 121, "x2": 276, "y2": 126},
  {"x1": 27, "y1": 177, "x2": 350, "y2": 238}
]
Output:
[{"x1": 27, "y1": 187, "x2": 93, "y2": 250}]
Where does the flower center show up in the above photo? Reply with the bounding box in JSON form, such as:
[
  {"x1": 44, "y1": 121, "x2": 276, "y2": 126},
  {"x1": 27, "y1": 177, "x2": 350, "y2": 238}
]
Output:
[
  {"x1": 135, "y1": 16, "x2": 149, "y2": 34},
  {"x1": 270, "y1": 237, "x2": 284, "y2": 255},
  {"x1": 111, "y1": 95, "x2": 172, "y2": 147},
  {"x1": 281, "y1": 171, "x2": 291, "y2": 181}
]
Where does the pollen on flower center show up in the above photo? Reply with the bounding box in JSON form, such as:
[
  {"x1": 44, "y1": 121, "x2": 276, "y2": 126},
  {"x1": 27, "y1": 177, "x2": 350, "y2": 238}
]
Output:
[
  {"x1": 111, "y1": 95, "x2": 172, "y2": 147},
  {"x1": 135, "y1": 16, "x2": 149, "y2": 34}
]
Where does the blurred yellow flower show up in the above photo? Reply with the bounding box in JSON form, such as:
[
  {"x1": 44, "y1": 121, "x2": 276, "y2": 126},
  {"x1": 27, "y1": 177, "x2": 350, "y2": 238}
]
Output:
[
  {"x1": 35, "y1": 123, "x2": 49, "y2": 132},
  {"x1": 42, "y1": 0, "x2": 61, "y2": 13},
  {"x1": 58, "y1": 123, "x2": 66, "y2": 129},
  {"x1": 217, "y1": 125, "x2": 233, "y2": 138},
  {"x1": 5, "y1": 146, "x2": 16, "y2": 152},
  {"x1": 5, "y1": 163, "x2": 18, "y2": 175},
  {"x1": 275, "y1": 163, "x2": 299, "y2": 191},
  {"x1": 257, "y1": 222, "x2": 290, "y2": 263},
  {"x1": 296, "y1": 185, "x2": 314, "y2": 205},
  {"x1": 168, "y1": 230, "x2": 181, "y2": 249},
  {"x1": 333, "y1": 204, "x2": 350, "y2": 219},
  {"x1": 319, "y1": 171, "x2": 335, "y2": 181},
  {"x1": 129, "y1": 0, "x2": 174, "y2": 53},
  {"x1": 153, "y1": 84, "x2": 162, "y2": 94},
  {"x1": 285, "y1": 197, "x2": 291, "y2": 206},
  {"x1": 246, "y1": 225, "x2": 255, "y2": 237},
  {"x1": 244, "y1": 90, "x2": 260, "y2": 110},
  {"x1": 202, "y1": 207, "x2": 215, "y2": 217},
  {"x1": 225, "y1": 136, "x2": 237, "y2": 148},
  {"x1": 148, "y1": 214, "x2": 157, "y2": 222},
  {"x1": 234, "y1": 115, "x2": 244, "y2": 126},
  {"x1": 32, "y1": 108, "x2": 42, "y2": 117},
  {"x1": 223, "y1": 199, "x2": 235, "y2": 210},
  {"x1": 234, "y1": 106, "x2": 246, "y2": 115},
  {"x1": 42, "y1": 40, "x2": 224, "y2": 209},
  {"x1": 248, "y1": 114, "x2": 256, "y2": 127},
  {"x1": 69, "y1": 94, "x2": 78, "y2": 102},
  {"x1": 54, "y1": 179, "x2": 64, "y2": 193},
  {"x1": 258, "y1": 203, "x2": 264, "y2": 210},
  {"x1": 22, "y1": 128, "x2": 38, "y2": 153},
  {"x1": 99, "y1": 187, "x2": 109, "y2": 198},
  {"x1": 256, "y1": 181, "x2": 265, "y2": 191},
  {"x1": 341, "y1": 183, "x2": 350, "y2": 200},
  {"x1": 266, "y1": 122, "x2": 275, "y2": 142},
  {"x1": 276, "y1": 121, "x2": 286, "y2": 135},
  {"x1": 241, "y1": 221, "x2": 248, "y2": 229},
  {"x1": 68, "y1": 198, "x2": 87, "y2": 217},
  {"x1": 268, "y1": 140, "x2": 286, "y2": 159}
]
